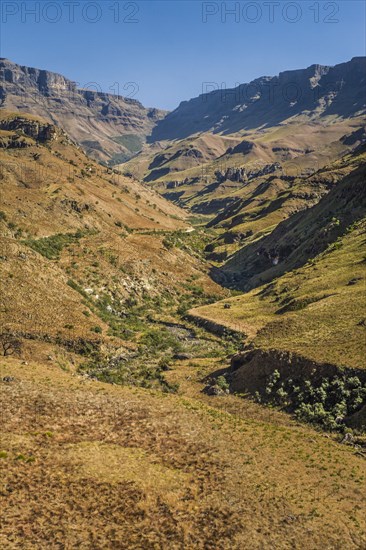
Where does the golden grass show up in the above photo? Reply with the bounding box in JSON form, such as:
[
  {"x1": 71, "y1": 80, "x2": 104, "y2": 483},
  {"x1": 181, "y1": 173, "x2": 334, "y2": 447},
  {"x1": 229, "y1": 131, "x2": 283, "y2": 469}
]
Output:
[
  {"x1": 0, "y1": 357, "x2": 365, "y2": 548},
  {"x1": 0, "y1": 112, "x2": 224, "y2": 345},
  {"x1": 192, "y1": 220, "x2": 366, "y2": 369}
]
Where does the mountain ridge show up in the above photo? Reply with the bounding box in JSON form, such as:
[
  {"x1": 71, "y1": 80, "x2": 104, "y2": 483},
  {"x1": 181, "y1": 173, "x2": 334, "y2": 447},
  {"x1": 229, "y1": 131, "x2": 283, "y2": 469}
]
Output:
[
  {"x1": 150, "y1": 56, "x2": 366, "y2": 142},
  {"x1": 0, "y1": 58, "x2": 166, "y2": 164}
]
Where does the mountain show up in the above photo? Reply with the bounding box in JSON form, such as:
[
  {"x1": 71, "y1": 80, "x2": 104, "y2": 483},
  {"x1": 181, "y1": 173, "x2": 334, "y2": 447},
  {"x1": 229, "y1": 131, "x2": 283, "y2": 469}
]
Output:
[
  {"x1": 215, "y1": 145, "x2": 366, "y2": 288},
  {"x1": 151, "y1": 57, "x2": 366, "y2": 141},
  {"x1": 0, "y1": 58, "x2": 166, "y2": 164},
  {"x1": 1, "y1": 115, "x2": 366, "y2": 547},
  {"x1": 1, "y1": 63, "x2": 366, "y2": 547},
  {"x1": 121, "y1": 58, "x2": 366, "y2": 223}
]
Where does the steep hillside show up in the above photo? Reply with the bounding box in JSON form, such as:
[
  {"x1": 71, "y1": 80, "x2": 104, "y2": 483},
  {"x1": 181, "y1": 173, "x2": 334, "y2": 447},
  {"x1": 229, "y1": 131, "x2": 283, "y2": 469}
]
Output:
[
  {"x1": 192, "y1": 216, "x2": 366, "y2": 368},
  {"x1": 123, "y1": 118, "x2": 363, "y2": 216},
  {"x1": 151, "y1": 57, "x2": 366, "y2": 141},
  {"x1": 190, "y1": 214, "x2": 366, "y2": 428},
  {"x1": 0, "y1": 111, "x2": 226, "y2": 389},
  {"x1": 217, "y1": 145, "x2": 366, "y2": 288},
  {"x1": 0, "y1": 59, "x2": 166, "y2": 164},
  {"x1": 121, "y1": 58, "x2": 366, "y2": 227}
]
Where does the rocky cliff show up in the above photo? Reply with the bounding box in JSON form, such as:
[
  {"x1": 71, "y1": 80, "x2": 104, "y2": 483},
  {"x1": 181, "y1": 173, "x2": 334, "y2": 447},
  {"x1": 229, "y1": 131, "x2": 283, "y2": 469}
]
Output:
[
  {"x1": 0, "y1": 58, "x2": 166, "y2": 164},
  {"x1": 150, "y1": 57, "x2": 366, "y2": 141}
]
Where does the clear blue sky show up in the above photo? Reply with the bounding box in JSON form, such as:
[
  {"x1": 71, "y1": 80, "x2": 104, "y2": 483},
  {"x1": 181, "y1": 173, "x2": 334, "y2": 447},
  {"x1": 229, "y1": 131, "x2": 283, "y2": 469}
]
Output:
[{"x1": 1, "y1": 1, "x2": 365, "y2": 110}]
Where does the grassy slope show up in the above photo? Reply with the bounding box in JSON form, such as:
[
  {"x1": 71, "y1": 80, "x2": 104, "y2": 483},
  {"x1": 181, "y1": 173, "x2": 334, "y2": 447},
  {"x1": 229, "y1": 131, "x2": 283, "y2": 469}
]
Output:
[
  {"x1": 0, "y1": 112, "x2": 226, "y2": 367},
  {"x1": 191, "y1": 218, "x2": 366, "y2": 370},
  {"x1": 121, "y1": 117, "x2": 365, "y2": 263},
  {"x1": 1, "y1": 356, "x2": 365, "y2": 549},
  {"x1": 220, "y1": 145, "x2": 366, "y2": 286},
  {"x1": 1, "y1": 115, "x2": 366, "y2": 548},
  {"x1": 121, "y1": 118, "x2": 362, "y2": 198}
]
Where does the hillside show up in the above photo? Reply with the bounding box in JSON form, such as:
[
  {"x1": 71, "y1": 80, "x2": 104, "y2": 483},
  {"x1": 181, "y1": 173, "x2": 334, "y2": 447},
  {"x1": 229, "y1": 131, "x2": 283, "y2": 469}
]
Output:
[
  {"x1": 0, "y1": 59, "x2": 166, "y2": 164},
  {"x1": 190, "y1": 181, "x2": 366, "y2": 429},
  {"x1": 121, "y1": 59, "x2": 366, "y2": 240},
  {"x1": 214, "y1": 144, "x2": 366, "y2": 285},
  {"x1": 151, "y1": 57, "x2": 366, "y2": 141},
  {"x1": 0, "y1": 111, "x2": 227, "y2": 388},
  {"x1": 1, "y1": 61, "x2": 366, "y2": 549},
  {"x1": 192, "y1": 214, "x2": 366, "y2": 368},
  {"x1": 1, "y1": 356, "x2": 366, "y2": 548}
]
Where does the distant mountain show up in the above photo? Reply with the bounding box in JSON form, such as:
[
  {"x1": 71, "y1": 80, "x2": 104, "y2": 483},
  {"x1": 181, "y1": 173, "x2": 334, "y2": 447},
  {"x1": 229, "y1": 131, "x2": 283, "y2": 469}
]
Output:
[
  {"x1": 150, "y1": 57, "x2": 366, "y2": 142},
  {"x1": 0, "y1": 58, "x2": 166, "y2": 164},
  {"x1": 119, "y1": 58, "x2": 366, "y2": 268}
]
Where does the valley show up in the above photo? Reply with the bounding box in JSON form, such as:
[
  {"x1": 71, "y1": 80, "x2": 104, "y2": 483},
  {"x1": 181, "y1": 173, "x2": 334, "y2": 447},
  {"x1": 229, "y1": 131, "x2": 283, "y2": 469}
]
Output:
[{"x1": 1, "y1": 55, "x2": 366, "y2": 548}]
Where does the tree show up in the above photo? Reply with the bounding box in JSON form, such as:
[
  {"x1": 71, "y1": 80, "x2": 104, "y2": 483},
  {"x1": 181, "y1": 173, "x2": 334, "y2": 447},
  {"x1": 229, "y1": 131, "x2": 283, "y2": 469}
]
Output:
[{"x1": 0, "y1": 332, "x2": 22, "y2": 357}]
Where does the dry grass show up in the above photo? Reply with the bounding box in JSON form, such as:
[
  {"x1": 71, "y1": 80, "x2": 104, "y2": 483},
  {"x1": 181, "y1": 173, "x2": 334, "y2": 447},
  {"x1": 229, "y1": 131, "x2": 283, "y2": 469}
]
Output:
[
  {"x1": 1, "y1": 112, "x2": 366, "y2": 549},
  {"x1": 1, "y1": 357, "x2": 366, "y2": 549},
  {"x1": 0, "y1": 112, "x2": 224, "y2": 345},
  {"x1": 191, "y1": 219, "x2": 366, "y2": 370}
]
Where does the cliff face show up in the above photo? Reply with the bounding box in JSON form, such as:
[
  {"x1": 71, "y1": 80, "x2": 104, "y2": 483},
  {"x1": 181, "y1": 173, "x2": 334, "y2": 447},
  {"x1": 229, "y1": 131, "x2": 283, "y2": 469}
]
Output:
[
  {"x1": 0, "y1": 59, "x2": 166, "y2": 164},
  {"x1": 150, "y1": 57, "x2": 366, "y2": 141}
]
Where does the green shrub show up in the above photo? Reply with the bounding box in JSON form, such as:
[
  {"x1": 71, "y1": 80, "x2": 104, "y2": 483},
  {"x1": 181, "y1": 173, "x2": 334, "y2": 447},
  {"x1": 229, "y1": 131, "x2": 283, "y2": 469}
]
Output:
[
  {"x1": 23, "y1": 231, "x2": 87, "y2": 260},
  {"x1": 260, "y1": 370, "x2": 366, "y2": 431},
  {"x1": 216, "y1": 375, "x2": 229, "y2": 391}
]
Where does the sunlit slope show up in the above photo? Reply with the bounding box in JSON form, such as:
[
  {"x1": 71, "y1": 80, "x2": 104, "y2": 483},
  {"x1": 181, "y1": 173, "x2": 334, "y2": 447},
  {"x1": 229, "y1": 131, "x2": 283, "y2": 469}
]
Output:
[
  {"x1": 191, "y1": 217, "x2": 366, "y2": 370},
  {"x1": 0, "y1": 111, "x2": 223, "y2": 347},
  {"x1": 1, "y1": 357, "x2": 365, "y2": 548},
  {"x1": 150, "y1": 57, "x2": 366, "y2": 141},
  {"x1": 218, "y1": 144, "x2": 366, "y2": 287},
  {"x1": 0, "y1": 59, "x2": 166, "y2": 164},
  {"x1": 121, "y1": 117, "x2": 365, "y2": 269}
]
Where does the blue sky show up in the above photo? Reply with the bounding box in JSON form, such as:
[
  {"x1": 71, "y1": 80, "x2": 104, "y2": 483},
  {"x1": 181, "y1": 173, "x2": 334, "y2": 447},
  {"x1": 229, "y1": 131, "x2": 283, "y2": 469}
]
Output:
[{"x1": 1, "y1": 1, "x2": 365, "y2": 110}]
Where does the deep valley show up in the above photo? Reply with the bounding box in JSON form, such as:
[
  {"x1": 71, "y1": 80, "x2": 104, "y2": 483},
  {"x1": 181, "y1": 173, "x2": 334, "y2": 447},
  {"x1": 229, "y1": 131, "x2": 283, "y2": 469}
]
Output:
[{"x1": 1, "y1": 54, "x2": 366, "y2": 549}]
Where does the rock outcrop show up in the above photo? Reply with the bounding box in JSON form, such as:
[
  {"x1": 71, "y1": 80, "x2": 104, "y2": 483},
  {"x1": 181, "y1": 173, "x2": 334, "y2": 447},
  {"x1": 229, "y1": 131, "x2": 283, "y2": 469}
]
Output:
[{"x1": 214, "y1": 163, "x2": 281, "y2": 184}]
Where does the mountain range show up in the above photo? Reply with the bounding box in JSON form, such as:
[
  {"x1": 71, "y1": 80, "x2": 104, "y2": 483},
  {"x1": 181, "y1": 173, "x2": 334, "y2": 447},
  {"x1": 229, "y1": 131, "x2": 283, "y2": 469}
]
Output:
[{"x1": 151, "y1": 57, "x2": 366, "y2": 140}]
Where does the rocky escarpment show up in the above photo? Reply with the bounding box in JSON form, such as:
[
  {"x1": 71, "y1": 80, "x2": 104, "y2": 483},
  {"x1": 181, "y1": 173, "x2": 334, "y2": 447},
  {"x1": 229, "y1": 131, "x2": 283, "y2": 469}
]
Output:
[
  {"x1": 214, "y1": 163, "x2": 281, "y2": 184},
  {"x1": 0, "y1": 114, "x2": 72, "y2": 149},
  {"x1": 230, "y1": 349, "x2": 360, "y2": 392},
  {"x1": 229, "y1": 348, "x2": 366, "y2": 429},
  {"x1": 0, "y1": 58, "x2": 166, "y2": 164},
  {"x1": 0, "y1": 116, "x2": 64, "y2": 142},
  {"x1": 151, "y1": 57, "x2": 366, "y2": 141}
]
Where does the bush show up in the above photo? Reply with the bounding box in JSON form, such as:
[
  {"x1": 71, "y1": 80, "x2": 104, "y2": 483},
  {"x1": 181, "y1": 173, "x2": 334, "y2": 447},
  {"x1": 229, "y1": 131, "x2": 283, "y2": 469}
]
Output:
[
  {"x1": 0, "y1": 332, "x2": 22, "y2": 357},
  {"x1": 261, "y1": 370, "x2": 366, "y2": 431},
  {"x1": 216, "y1": 375, "x2": 229, "y2": 391},
  {"x1": 23, "y1": 231, "x2": 87, "y2": 260}
]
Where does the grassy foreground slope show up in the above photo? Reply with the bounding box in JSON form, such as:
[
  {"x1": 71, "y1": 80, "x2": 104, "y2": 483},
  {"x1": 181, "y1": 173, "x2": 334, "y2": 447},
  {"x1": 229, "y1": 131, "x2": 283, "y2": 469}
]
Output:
[{"x1": 1, "y1": 356, "x2": 366, "y2": 549}]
